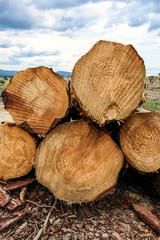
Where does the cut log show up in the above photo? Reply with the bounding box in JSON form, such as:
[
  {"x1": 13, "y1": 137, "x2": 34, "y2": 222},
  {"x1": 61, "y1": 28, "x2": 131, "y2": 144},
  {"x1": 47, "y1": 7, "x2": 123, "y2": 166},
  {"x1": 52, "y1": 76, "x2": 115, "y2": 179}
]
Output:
[
  {"x1": 2, "y1": 66, "x2": 69, "y2": 135},
  {"x1": 35, "y1": 120, "x2": 124, "y2": 204},
  {"x1": 0, "y1": 124, "x2": 36, "y2": 181},
  {"x1": 120, "y1": 112, "x2": 160, "y2": 172},
  {"x1": 71, "y1": 40, "x2": 145, "y2": 125}
]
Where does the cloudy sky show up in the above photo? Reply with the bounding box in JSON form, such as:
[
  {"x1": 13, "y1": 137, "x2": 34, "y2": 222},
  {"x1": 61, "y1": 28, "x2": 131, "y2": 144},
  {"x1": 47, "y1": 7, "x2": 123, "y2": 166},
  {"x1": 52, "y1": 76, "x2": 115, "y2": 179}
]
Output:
[{"x1": 0, "y1": 0, "x2": 160, "y2": 75}]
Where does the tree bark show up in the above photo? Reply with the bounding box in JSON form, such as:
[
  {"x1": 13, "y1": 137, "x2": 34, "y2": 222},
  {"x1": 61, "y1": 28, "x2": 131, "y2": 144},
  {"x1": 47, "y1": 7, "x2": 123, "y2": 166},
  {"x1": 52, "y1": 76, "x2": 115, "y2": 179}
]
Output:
[
  {"x1": 71, "y1": 40, "x2": 146, "y2": 125},
  {"x1": 132, "y1": 203, "x2": 160, "y2": 234},
  {"x1": 0, "y1": 124, "x2": 36, "y2": 181},
  {"x1": 35, "y1": 120, "x2": 124, "y2": 204},
  {"x1": 120, "y1": 112, "x2": 160, "y2": 172},
  {"x1": 2, "y1": 66, "x2": 69, "y2": 135}
]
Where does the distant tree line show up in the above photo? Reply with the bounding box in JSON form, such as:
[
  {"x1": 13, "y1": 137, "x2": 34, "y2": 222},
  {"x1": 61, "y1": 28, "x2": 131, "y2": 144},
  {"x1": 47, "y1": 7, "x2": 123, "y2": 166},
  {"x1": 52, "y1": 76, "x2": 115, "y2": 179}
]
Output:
[{"x1": 144, "y1": 73, "x2": 160, "y2": 89}]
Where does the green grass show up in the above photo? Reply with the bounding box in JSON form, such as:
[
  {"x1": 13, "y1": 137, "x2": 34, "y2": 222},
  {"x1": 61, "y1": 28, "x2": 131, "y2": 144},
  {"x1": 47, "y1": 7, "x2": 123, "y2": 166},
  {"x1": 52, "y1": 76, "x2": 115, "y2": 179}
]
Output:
[
  {"x1": 0, "y1": 77, "x2": 12, "y2": 102},
  {"x1": 0, "y1": 77, "x2": 11, "y2": 89},
  {"x1": 142, "y1": 100, "x2": 160, "y2": 113},
  {"x1": 144, "y1": 87, "x2": 160, "y2": 91}
]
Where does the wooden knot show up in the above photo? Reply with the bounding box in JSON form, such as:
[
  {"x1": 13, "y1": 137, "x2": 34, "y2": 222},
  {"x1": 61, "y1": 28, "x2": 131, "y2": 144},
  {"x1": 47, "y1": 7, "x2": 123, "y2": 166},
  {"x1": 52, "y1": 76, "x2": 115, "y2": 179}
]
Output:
[{"x1": 103, "y1": 104, "x2": 120, "y2": 121}]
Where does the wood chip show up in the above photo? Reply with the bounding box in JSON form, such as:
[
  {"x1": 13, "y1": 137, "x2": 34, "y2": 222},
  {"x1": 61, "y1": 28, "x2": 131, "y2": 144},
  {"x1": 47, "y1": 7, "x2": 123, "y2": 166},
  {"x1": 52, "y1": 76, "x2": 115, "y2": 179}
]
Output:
[
  {"x1": 20, "y1": 187, "x2": 27, "y2": 202},
  {"x1": 0, "y1": 187, "x2": 10, "y2": 207},
  {"x1": 15, "y1": 222, "x2": 28, "y2": 234},
  {"x1": 78, "y1": 205, "x2": 92, "y2": 218},
  {"x1": 132, "y1": 203, "x2": 160, "y2": 234},
  {"x1": 0, "y1": 210, "x2": 26, "y2": 232},
  {"x1": 112, "y1": 231, "x2": 123, "y2": 240},
  {"x1": 6, "y1": 198, "x2": 22, "y2": 211},
  {"x1": 3, "y1": 178, "x2": 35, "y2": 191}
]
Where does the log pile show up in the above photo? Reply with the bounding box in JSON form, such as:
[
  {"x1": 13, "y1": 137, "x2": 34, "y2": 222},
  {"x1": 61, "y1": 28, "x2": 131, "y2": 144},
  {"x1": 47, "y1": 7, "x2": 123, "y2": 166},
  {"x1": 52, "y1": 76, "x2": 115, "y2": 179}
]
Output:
[{"x1": 1, "y1": 40, "x2": 160, "y2": 204}]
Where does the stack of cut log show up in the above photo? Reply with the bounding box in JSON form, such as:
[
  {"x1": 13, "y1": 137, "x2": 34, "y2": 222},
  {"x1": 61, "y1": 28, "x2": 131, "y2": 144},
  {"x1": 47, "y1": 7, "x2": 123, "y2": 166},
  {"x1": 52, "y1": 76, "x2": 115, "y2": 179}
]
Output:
[{"x1": 1, "y1": 40, "x2": 160, "y2": 203}]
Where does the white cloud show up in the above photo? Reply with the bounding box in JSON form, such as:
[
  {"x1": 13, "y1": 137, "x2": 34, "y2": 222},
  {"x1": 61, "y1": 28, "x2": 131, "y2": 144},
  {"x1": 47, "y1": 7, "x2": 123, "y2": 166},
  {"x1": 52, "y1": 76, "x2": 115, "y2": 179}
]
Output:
[{"x1": 0, "y1": 0, "x2": 160, "y2": 75}]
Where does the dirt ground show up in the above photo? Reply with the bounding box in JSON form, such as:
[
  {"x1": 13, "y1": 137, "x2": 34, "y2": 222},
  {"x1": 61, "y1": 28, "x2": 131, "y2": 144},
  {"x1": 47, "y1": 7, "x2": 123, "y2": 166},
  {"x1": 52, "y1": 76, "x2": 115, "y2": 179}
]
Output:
[
  {"x1": 0, "y1": 89, "x2": 160, "y2": 240},
  {"x1": 0, "y1": 173, "x2": 160, "y2": 240}
]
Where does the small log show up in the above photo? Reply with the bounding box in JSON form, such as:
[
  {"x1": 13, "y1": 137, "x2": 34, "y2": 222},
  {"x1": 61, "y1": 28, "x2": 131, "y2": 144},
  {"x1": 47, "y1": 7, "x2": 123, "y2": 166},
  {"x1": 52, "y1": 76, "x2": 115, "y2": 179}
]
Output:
[
  {"x1": 2, "y1": 66, "x2": 69, "y2": 135},
  {"x1": 71, "y1": 40, "x2": 145, "y2": 125},
  {"x1": 35, "y1": 120, "x2": 124, "y2": 204},
  {"x1": 120, "y1": 112, "x2": 160, "y2": 172},
  {"x1": 0, "y1": 124, "x2": 36, "y2": 180}
]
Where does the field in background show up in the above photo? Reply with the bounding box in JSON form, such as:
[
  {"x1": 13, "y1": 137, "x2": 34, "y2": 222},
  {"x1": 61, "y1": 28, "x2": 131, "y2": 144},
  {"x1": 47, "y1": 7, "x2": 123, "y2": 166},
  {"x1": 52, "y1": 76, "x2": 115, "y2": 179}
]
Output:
[
  {"x1": 0, "y1": 77, "x2": 11, "y2": 101},
  {"x1": 145, "y1": 76, "x2": 160, "y2": 89},
  {"x1": 0, "y1": 76, "x2": 11, "y2": 88},
  {"x1": 142, "y1": 100, "x2": 160, "y2": 113}
]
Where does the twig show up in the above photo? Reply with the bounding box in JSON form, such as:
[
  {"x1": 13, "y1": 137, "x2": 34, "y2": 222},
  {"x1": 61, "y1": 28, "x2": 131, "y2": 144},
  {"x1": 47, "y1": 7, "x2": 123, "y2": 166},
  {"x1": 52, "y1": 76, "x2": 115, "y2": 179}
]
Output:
[
  {"x1": 3, "y1": 229, "x2": 14, "y2": 238},
  {"x1": 60, "y1": 200, "x2": 65, "y2": 214},
  {"x1": 3, "y1": 178, "x2": 35, "y2": 191},
  {"x1": 26, "y1": 199, "x2": 56, "y2": 209},
  {"x1": 33, "y1": 198, "x2": 57, "y2": 240},
  {"x1": 26, "y1": 231, "x2": 35, "y2": 240},
  {"x1": 0, "y1": 180, "x2": 7, "y2": 184}
]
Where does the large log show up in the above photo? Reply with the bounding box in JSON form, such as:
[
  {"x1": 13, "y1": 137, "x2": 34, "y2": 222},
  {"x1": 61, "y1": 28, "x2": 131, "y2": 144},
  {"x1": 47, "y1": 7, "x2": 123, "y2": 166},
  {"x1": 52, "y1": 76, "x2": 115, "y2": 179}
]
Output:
[
  {"x1": 120, "y1": 112, "x2": 160, "y2": 172},
  {"x1": 35, "y1": 120, "x2": 124, "y2": 204},
  {"x1": 71, "y1": 40, "x2": 145, "y2": 125},
  {"x1": 0, "y1": 124, "x2": 36, "y2": 181},
  {"x1": 2, "y1": 66, "x2": 69, "y2": 135}
]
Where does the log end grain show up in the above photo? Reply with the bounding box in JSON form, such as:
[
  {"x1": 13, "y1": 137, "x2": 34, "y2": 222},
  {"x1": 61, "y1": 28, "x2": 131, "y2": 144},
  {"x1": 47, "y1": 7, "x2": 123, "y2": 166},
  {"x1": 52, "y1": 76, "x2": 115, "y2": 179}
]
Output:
[
  {"x1": 0, "y1": 124, "x2": 36, "y2": 181},
  {"x1": 71, "y1": 40, "x2": 146, "y2": 125},
  {"x1": 120, "y1": 112, "x2": 160, "y2": 172},
  {"x1": 35, "y1": 120, "x2": 124, "y2": 204},
  {"x1": 2, "y1": 66, "x2": 69, "y2": 135}
]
